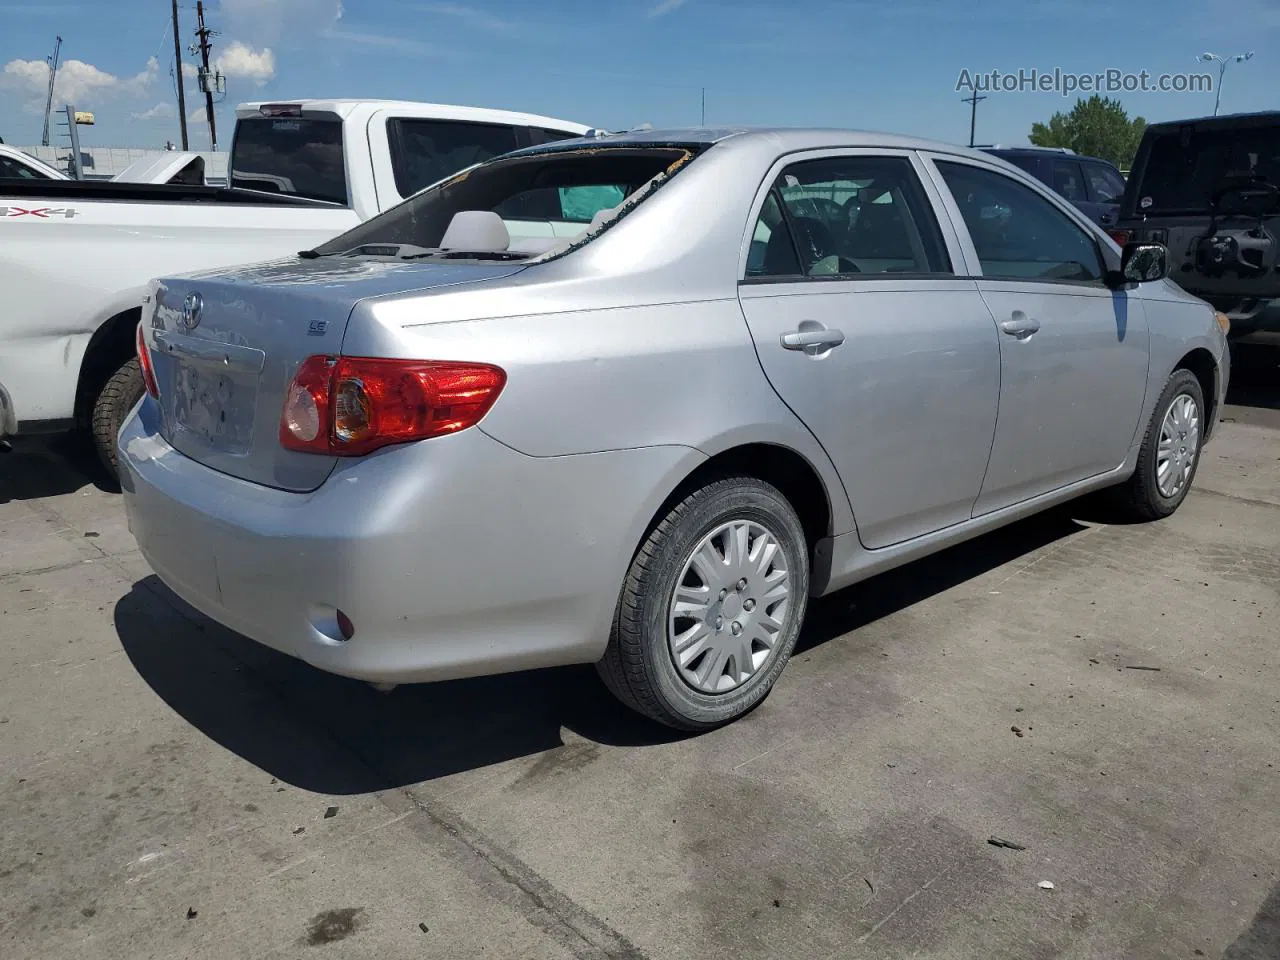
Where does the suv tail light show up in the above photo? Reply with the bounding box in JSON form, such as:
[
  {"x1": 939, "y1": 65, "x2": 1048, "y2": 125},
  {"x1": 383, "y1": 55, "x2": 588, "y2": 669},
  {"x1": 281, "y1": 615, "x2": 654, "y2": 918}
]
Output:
[
  {"x1": 136, "y1": 322, "x2": 159, "y2": 399},
  {"x1": 1107, "y1": 228, "x2": 1133, "y2": 246},
  {"x1": 280, "y1": 356, "x2": 506, "y2": 456}
]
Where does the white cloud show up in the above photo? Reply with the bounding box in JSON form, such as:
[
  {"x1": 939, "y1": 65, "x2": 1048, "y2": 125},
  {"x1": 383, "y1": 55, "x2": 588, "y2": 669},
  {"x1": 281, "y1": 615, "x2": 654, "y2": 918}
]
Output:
[
  {"x1": 414, "y1": 2, "x2": 513, "y2": 31},
  {"x1": 125, "y1": 56, "x2": 159, "y2": 93},
  {"x1": 1, "y1": 56, "x2": 126, "y2": 110},
  {"x1": 189, "y1": 105, "x2": 207, "y2": 123},
  {"x1": 649, "y1": 0, "x2": 688, "y2": 16},
  {"x1": 132, "y1": 102, "x2": 174, "y2": 121},
  {"x1": 322, "y1": 28, "x2": 445, "y2": 56},
  {"x1": 216, "y1": 42, "x2": 276, "y2": 84},
  {"x1": 181, "y1": 62, "x2": 198, "y2": 80},
  {"x1": 218, "y1": 0, "x2": 344, "y2": 45}
]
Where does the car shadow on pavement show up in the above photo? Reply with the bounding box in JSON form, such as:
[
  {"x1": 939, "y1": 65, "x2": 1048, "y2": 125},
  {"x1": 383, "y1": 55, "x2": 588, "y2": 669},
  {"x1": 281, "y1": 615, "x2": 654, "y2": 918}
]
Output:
[
  {"x1": 1223, "y1": 879, "x2": 1280, "y2": 959},
  {"x1": 797, "y1": 505, "x2": 1089, "y2": 654},
  {"x1": 114, "y1": 578, "x2": 688, "y2": 796},
  {"x1": 1226, "y1": 341, "x2": 1280, "y2": 411},
  {"x1": 0, "y1": 433, "x2": 116, "y2": 504},
  {"x1": 115, "y1": 505, "x2": 1089, "y2": 796}
]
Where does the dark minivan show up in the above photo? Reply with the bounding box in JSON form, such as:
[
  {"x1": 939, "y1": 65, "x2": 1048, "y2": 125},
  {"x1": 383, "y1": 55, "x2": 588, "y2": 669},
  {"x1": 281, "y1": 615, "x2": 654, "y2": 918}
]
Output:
[{"x1": 981, "y1": 145, "x2": 1128, "y2": 227}]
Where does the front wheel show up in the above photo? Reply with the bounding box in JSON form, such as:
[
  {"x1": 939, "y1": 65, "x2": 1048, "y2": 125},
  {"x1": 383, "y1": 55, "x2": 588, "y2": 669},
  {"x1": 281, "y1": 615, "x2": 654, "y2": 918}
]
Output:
[
  {"x1": 1110, "y1": 368, "x2": 1206, "y2": 521},
  {"x1": 596, "y1": 476, "x2": 809, "y2": 731},
  {"x1": 91, "y1": 357, "x2": 145, "y2": 481}
]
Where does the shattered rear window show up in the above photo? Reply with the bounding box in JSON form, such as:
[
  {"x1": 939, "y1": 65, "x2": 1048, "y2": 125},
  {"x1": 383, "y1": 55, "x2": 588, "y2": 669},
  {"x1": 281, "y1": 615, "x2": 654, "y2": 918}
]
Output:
[{"x1": 311, "y1": 144, "x2": 703, "y2": 260}]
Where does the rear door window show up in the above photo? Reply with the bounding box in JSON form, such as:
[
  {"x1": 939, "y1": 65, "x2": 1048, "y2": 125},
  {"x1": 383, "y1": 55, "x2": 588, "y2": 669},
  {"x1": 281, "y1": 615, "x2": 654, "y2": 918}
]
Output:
[
  {"x1": 229, "y1": 117, "x2": 348, "y2": 205},
  {"x1": 388, "y1": 119, "x2": 521, "y2": 197},
  {"x1": 1050, "y1": 159, "x2": 1087, "y2": 203},
  {"x1": 748, "y1": 154, "x2": 951, "y2": 279}
]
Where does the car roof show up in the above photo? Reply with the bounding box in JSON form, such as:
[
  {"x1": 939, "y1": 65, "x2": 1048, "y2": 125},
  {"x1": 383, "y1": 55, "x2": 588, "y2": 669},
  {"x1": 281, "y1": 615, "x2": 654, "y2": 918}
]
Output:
[
  {"x1": 234, "y1": 99, "x2": 592, "y2": 133},
  {"x1": 1142, "y1": 109, "x2": 1280, "y2": 134},
  {"x1": 501, "y1": 126, "x2": 1003, "y2": 161}
]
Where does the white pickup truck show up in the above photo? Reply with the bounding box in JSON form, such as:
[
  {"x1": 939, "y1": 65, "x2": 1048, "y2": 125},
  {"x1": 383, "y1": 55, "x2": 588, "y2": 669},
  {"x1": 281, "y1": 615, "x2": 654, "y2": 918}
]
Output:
[{"x1": 0, "y1": 99, "x2": 592, "y2": 472}]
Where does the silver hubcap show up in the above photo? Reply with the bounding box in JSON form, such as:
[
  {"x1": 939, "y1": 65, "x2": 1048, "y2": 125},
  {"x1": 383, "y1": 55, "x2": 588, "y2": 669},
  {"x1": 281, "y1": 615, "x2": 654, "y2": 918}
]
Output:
[
  {"x1": 1156, "y1": 392, "x2": 1200, "y2": 499},
  {"x1": 667, "y1": 520, "x2": 792, "y2": 695}
]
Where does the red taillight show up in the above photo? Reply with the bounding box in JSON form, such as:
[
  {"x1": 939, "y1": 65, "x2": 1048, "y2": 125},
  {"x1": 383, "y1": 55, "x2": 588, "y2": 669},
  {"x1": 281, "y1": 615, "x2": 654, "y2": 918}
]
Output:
[
  {"x1": 279, "y1": 356, "x2": 506, "y2": 456},
  {"x1": 136, "y1": 322, "x2": 159, "y2": 399},
  {"x1": 1107, "y1": 228, "x2": 1133, "y2": 246}
]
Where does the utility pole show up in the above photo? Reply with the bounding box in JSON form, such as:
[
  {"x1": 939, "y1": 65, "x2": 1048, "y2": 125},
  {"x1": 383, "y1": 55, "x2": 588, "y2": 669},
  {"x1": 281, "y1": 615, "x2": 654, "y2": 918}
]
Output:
[
  {"x1": 961, "y1": 92, "x2": 987, "y2": 148},
  {"x1": 171, "y1": 0, "x2": 189, "y2": 150},
  {"x1": 41, "y1": 36, "x2": 62, "y2": 147},
  {"x1": 193, "y1": 1, "x2": 223, "y2": 150},
  {"x1": 700, "y1": 87, "x2": 706, "y2": 126}
]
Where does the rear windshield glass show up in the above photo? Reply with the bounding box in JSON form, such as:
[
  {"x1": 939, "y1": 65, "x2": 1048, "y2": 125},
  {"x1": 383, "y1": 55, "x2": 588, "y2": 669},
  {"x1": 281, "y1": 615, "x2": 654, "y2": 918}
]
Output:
[
  {"x1": 1134, "y1": 125, "x2": 1280, "y2": 214},
  {"x1": 311, "y1": 145, "x2": 700, "y2": 261},
  {"x1": 230, "y1": 117, "x2": 348, "y2": 205}
]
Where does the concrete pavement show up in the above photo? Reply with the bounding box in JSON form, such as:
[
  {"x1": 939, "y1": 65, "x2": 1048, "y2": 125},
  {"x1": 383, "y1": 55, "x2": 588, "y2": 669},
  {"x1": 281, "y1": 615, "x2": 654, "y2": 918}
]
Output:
[{"x1": 2, "y1": 342, "x2": 1278, "y2": 960}]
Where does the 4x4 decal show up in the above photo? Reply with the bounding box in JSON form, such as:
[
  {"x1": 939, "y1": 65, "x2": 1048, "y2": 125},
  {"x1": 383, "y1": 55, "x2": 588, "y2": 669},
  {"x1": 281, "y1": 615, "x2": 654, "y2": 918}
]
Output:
[{"x1": 0, "y1": 206, "x2": 80, "y2": 219}]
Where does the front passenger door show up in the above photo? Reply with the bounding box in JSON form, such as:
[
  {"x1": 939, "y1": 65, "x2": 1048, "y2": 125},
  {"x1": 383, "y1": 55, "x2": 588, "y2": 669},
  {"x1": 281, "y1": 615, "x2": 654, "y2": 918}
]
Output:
[{"x1": 927, "y1": 157, "x2": 1150, "y2": 516}]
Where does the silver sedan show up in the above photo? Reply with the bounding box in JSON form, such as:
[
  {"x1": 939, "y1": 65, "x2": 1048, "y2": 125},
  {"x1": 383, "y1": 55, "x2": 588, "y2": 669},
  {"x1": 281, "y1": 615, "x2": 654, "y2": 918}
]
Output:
[{"x1": 118, "y1": 127, "x2": 1230, "y2": 730}]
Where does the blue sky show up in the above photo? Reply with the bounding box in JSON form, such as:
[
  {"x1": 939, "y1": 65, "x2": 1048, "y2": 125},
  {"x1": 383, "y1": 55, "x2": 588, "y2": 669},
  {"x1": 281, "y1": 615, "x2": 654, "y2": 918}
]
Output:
[{"x1": 2, "y1": 0, "x2": 1277, "y2": 151}]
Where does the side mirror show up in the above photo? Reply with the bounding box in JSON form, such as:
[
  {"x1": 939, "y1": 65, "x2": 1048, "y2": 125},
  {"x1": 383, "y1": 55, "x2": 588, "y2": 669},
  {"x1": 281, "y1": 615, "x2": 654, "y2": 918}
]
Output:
[{"x1": 1120, "y1": 241, "x2": 1168, "y2": 283}]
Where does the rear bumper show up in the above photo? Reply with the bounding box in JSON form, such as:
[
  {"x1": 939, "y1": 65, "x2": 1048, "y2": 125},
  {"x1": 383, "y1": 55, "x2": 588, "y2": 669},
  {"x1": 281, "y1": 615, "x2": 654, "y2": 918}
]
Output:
[{"x1": 118, "y1": 396, "x2": 700, "y2": 684}]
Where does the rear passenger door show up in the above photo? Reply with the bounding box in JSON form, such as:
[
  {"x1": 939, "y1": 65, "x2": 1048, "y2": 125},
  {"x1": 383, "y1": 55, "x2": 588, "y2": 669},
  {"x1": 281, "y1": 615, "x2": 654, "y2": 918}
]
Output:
[{"x1": 737, "y1": 150, "x2": 1002, "y2": 549}]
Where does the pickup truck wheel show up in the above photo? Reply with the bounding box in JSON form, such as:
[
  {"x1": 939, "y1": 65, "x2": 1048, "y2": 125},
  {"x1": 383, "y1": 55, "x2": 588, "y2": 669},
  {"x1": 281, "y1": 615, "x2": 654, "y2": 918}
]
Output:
[
  {"x1": 91, "y1": 358, "x2": 145, "y2": 480},
  {"x1": 596, "y1": 476, "x2": 809, "y2": 732},
  {"x1": 1110, "y1": 369, "x2": 1205, "y2": 521}
]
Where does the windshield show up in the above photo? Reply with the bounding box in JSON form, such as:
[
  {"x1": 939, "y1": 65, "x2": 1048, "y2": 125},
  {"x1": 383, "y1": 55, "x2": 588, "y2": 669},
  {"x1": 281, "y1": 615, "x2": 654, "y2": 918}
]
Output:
[
  {"x1": 1134, "y1": 125, "x2": 1280, "y2": 214},
  {"x1": 230, "y1": 117, "x2": 348, "y2": 205},
  {"x1": 310, "y1": 145, "x2": 699, "y2": 261}
]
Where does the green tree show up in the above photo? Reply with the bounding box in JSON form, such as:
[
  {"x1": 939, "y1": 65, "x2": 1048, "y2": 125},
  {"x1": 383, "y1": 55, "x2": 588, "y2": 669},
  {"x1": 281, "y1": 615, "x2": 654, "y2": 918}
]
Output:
[{"x1": 1029, "y1": 95, "x2": 1147, "y2": 169}]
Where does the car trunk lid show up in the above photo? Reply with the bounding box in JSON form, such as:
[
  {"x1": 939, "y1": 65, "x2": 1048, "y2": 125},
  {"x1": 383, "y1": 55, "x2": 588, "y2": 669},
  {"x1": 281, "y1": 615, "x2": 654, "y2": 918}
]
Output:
[{"x1": 147, "y1": 256, "x2": 525, "y2": 491}]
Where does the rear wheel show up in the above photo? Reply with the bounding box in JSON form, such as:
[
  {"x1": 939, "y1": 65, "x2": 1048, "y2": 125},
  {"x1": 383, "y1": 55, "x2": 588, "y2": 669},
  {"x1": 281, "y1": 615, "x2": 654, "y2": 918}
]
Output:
[
  {"x1": 1110, "y1": 368, "x2": 1205, "y2": 521},
  {"x1": 597, "y1": 476, "x2": 809, "y2": 731},
  {"x1": 91, "y1": 357, "x2": 145, "y2": 480}
]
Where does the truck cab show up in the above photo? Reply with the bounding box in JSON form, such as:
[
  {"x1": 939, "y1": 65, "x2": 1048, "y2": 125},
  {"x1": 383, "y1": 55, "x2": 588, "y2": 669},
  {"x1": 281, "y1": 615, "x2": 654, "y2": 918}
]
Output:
[{"x1": 230, "y1": 99, "x2": 593, "y2": 220}]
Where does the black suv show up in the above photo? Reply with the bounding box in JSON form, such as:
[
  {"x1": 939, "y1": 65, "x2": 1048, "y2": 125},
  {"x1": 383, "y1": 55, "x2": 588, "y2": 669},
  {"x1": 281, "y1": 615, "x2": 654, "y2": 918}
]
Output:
[
  {"x1": 980, "y1": 145, "x2": 1127, "y2": 227},
  {"x1": 1109, "y1": 111, "x2": 1280, "y2": 338}
]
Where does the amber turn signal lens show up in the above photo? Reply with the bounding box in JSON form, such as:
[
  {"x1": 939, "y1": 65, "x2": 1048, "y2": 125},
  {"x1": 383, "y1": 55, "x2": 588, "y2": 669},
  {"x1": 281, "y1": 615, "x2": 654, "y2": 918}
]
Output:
[{"x1": 1214, "y1": 312, "x2": 1231, "y2": 335}]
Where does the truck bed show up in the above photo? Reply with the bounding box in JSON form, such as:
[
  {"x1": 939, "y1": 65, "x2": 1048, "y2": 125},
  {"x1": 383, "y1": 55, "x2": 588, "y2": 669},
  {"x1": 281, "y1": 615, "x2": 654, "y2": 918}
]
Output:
[{"x1": 0, "y1": 179, "x2": 332, "y2": 207}]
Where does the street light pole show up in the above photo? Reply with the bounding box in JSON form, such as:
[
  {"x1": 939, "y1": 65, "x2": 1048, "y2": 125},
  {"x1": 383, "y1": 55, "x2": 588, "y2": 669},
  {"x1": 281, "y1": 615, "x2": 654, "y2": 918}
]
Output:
[{"x1": 1197, "y1": 51, "x2": 1254, "y2": 116}]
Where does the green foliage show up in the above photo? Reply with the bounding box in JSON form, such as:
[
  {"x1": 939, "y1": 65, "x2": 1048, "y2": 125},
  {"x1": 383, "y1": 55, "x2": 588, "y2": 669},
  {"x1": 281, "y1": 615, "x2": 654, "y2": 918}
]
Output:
[{"x1": 1029, "y1": 95, "x2": 1147, "y2": 168}]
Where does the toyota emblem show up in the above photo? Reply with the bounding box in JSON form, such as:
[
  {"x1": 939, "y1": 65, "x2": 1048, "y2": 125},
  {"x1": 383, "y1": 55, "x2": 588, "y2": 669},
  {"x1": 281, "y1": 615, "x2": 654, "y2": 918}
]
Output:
[{"x1": 181, "y1": 292, "x2": 203, "y2": 331}]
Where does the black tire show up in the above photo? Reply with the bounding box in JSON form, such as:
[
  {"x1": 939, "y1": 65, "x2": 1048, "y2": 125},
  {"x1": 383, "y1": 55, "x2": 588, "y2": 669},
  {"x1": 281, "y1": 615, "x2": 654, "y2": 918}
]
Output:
[
  {"x1": 1110, "y1": 368, "x2": 1206, "y2": 521},
  {"x1": 596, "y1": 476, "x2": 810, "y2": 731},
  {"x1": 91, "y1": 357, "x2": 145, "y2": 480}
]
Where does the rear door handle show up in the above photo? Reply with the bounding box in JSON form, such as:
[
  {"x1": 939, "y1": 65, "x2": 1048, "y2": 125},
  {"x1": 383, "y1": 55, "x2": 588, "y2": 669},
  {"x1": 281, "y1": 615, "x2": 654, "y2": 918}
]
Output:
[
  {"x1": 999, "y1": 312, "x2": 1040, "y2": 338},
  {"x1": 781, "y1": 327, "x2": 846, "y2": 351}
]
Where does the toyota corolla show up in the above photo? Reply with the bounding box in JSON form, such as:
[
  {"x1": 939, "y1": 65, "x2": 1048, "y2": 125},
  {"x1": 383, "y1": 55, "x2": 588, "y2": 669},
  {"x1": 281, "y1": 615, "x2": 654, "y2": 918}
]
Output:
[{"x1": 118, "y1": 127, "x2": 1230, "y2": 730}]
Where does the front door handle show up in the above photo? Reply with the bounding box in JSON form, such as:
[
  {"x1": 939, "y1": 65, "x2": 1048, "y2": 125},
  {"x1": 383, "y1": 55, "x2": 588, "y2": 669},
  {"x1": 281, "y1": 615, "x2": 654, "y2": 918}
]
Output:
[
  {"x1": 1000, "y1": 311, "x2": 1040, "y2": 339},
  {"x1": 781, "y1": 326, "x2": 846, "y2": 352}
]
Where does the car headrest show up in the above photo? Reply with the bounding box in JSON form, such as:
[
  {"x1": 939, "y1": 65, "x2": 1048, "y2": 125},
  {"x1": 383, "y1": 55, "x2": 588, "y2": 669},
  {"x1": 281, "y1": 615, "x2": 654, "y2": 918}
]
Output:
[{"x1": 439, "y1": 210, "x2": 510, "y2": 251}]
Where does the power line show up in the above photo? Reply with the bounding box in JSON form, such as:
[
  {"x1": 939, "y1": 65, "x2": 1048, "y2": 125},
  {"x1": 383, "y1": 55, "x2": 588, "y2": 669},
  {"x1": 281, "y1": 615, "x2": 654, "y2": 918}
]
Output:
[{"x1": 961, "y1": 92, "x2": 987, "y2": 148}]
